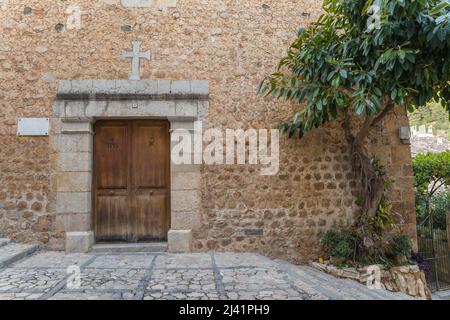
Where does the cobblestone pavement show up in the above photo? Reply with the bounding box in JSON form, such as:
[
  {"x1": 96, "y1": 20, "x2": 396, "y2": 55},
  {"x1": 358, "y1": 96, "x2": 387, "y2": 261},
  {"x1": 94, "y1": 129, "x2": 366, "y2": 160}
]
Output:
[{"x1": 0, "y1": 251, "x2": 415, "y2": 300}]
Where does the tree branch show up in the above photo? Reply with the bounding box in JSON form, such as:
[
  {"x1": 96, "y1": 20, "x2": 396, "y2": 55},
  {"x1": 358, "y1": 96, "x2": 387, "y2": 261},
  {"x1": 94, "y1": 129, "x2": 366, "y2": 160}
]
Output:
[{"x1": 371, "y1": 101, "x2": 395, "y2": 128}]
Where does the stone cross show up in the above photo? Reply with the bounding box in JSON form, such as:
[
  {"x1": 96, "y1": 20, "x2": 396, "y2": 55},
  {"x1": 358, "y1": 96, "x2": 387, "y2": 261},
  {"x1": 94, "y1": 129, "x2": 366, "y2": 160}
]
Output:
[{"x1": 120, "y1": 41, "x2": 151, "y2": 80}]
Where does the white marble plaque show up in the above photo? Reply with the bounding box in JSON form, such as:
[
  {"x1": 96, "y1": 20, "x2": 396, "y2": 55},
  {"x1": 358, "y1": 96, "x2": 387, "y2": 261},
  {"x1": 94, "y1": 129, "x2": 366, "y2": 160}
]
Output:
[{"x1": 17, "y1": 118, "x2": 49, "y2": 136}]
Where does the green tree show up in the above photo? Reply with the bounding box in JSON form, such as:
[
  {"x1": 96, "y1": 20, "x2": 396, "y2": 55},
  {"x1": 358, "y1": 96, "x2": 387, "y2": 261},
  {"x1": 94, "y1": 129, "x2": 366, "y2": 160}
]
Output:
[
  {"x1": 413, "y1": 151, "x2": 450, "y2": 229},
  {"x1": 259, "y1": 0, "x2": 450, "y2": 259}
]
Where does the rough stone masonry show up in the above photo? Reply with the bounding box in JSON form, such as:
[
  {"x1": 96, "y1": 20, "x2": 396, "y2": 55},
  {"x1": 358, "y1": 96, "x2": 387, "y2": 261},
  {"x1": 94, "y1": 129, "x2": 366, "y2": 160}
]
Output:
[{"x1": 0, "y1": 0, "x2": 417, "y2": 263}]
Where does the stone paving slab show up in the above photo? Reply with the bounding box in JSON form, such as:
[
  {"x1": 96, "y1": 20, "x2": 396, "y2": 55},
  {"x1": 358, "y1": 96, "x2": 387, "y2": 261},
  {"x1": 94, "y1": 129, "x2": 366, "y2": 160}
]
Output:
[
  {"x1": 76, "y1": 269, "x2": 146, "y2": 290},
  {"x1": 214, "y1": 253, "x2": 277, "y2": 268},
  {"x1": 153, "y1": 253, "x2": 212, "y2": 269},
  {"x1": 87, "y1": 254, "x2": 153, "y2": 269},
  {"x1": 0, "y1": 251, "x2": 418, "y2": 300},
  {"x1": 0, "y1": 268, "x2": 66, "y2": 293},
  {"x1": 12, "y1": 252, "x2": 93, "y2": 269}
]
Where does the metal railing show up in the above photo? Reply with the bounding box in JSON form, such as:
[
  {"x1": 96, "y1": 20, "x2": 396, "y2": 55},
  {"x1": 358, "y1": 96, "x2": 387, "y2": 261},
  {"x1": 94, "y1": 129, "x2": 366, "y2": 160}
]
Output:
[{"x1": 417, "y1": 214, "x2": 450, "y2": 292}]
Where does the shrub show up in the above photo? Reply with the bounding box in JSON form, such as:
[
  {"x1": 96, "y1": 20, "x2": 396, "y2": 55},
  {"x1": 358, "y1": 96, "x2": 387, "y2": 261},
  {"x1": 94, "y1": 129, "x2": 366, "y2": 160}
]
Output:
[
  {"x1": 386, "y1": 235, "x2": 412, "y2": 263},
  {"x1": 321, "y1": 229, "x2": 357, "y2": 265}
]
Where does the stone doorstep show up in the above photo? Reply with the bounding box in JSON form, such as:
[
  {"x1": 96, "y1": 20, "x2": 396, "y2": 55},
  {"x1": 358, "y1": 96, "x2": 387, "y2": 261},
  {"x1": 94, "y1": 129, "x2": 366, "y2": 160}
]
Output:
[
  {"x1": 0, "y1": 242, "x2": 39, "y2": 269},
  {"x1": 91, "y1": 242, "x2": 168, "y2": 253}
]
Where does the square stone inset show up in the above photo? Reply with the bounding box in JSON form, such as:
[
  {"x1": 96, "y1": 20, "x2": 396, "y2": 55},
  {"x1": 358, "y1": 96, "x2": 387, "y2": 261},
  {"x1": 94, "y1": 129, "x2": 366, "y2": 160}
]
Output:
[
  {"x1": 86, "y1": 254, "x2": 153, "y2": 269},
  {"x1": 154, "y1": 253, "x2": 212, "y2": 269}
]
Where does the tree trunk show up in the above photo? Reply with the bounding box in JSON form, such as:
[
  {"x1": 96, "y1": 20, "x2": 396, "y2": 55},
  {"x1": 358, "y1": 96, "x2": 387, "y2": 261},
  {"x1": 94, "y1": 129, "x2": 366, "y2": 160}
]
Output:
[{"x1": 343, "y1": 117, "x2": 388, "y2": 258}]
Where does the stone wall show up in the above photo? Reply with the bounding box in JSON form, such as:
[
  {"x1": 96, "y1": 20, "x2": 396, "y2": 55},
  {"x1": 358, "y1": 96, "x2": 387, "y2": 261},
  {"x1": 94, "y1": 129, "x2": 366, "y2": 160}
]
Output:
[{"x1": 0, "y1": 0, "x2": 416, "y2": 261}]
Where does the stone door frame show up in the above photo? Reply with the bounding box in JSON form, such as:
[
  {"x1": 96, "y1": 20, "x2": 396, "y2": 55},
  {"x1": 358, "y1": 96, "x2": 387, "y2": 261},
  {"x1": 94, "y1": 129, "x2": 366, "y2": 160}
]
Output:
[{"x1": 50, "y1": 80, "x2": 209, "y2": 253}]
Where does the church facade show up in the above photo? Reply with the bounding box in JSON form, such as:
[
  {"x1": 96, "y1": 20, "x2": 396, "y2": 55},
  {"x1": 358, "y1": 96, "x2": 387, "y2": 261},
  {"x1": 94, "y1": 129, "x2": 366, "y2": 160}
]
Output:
[{"x1": 0, "y1": 0, "x2": 417, "y2": 263}]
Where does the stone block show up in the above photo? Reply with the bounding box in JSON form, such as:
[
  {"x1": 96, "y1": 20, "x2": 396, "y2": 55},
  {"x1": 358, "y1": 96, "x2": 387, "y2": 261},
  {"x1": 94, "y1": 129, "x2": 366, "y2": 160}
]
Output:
[
  {"x1": 168, "y1": 229, "x2": 192, "y2": 253},
  {"x1": 115, "y1": 80, "x2": 137, "y2": 94},
  {"x1": 58, "y1": 80, "x2": 71, "y2": 93},
  {"x1": 104, "y1": 100, "x2": 176, "y2": 117},
  {"x1": 171, "y1": 162, "x2": 201, "y2": 172},
  {"x1": 172, "y1": 171, "x2": 201, "y2": 190},
  {"x1": 57, "y1": 133, "x2": 93, "y2": 153},
  {"x1": 92, "y1": 80, "x2": 117, "y2": 94},
  {"x1": 64, "y1": 101, "x2": 86, "y2": 118},
  {"x1": 171, "y1": 190, "x2": 201, "y2": 212},
  {"x1": 157, "y1": 80, "x2": 171, "y2": 94},
  {"x1": 190, "y1": 80, "x2": 209, "y2": 95},
  {"x1": 197, "y1": 100, "x2": 210, "y2": 117},
  {"x1": 71, "y1": 80, "x2": 93, "y2": 94},
  {"x1": 61, "y1": 121, "x2": 92, "y2": 133},
  {"x1": 176, "y1": 101, "x2": 198, "y2": 117},
  {"x1": 57, "y1": 152, "x2": 92, "y2": 172},
  {"x1": 56, "y1": 172, "x2": 92, "y2": 192},
  {"x1": 170, "y1": 120, "x2": 195, "y2": 131},
  {"x1": 84, "y1": 102, "x2": 105, "y2": 118},
  {"x1": 171, "y1": 80, "x2": 191, "y2": 94},
  {"x1": 55, "y1": 213, "x2": 91, "y2": 232},
  {"x1": 135, "y1": 80, "x2": 158, "y2": 94},
  {"x1": 56, "y1": 192, "x2": 91, "y2": 214},
  {"x1": 53, "y1": 101, "x2": 65, "y2": 117},
  {"x1": 65, "y1": 231, "x2": 94, "y2": 253},
  {"x1": 171, "y1": 211, "x2": 200, "y2": 229}
]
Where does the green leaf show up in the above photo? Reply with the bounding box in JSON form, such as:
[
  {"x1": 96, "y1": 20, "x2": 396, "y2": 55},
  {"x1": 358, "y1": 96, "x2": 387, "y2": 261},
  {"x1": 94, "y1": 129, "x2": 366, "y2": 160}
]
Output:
[{"x1": 339, "y1": 69, "x2": 348, "y2": 79}]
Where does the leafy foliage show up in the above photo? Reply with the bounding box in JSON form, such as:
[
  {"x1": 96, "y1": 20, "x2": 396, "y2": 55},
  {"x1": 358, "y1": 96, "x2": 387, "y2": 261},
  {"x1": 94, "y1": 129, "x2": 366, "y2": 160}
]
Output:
[
  {"x1": 413, "y1": 150, "x2": 450, "y2": 199},
  {"x1": 413, "y1": 150, "x2": 449, "y2": 229},
  {"x1": 321, "y1": 229, "x2": 357, "y2": 265},
  {"x1": 386, "y1": 235, "x2": 412, "y2": 258},
  {"x1": 322, "y1": 230, "x2": 413, "y2": 267},
  {"x1": 416, "y1": 191, "x2": 450, "y2": 229},
  {"x1": 259, "y1": 0, "x2": 450, "y2": 138}
]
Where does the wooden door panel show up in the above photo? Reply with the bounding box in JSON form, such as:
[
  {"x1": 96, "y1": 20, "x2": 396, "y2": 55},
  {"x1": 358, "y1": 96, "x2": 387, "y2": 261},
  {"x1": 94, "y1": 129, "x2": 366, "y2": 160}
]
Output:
[
  {"x1": 132, "y1": 122, "x2": 168, "y2": 189},
  {"x1": 134, "y1": 193, "x2": 168, "y2": 241},
  {"x1": 95, "y1": 124, "x2": 129, "y2": 189},
  {"x1": 131, "y1": 120, "x2": 170, "y2": 241},
  {"x1": 95, "y1": 195, "x2": 129, "y2": 241}
]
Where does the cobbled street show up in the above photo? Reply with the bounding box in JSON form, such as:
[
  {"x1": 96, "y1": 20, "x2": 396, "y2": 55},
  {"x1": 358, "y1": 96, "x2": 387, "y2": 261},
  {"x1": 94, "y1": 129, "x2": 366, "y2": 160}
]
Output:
[{"x1": 0, "y1": 251, "x2": 415, "y2": 300}]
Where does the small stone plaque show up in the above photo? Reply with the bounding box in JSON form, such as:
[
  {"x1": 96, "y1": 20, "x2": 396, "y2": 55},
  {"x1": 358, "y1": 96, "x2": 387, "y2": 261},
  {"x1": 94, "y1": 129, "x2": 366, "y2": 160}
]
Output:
[
  {"x1": 243, "y1": 228, "x2": 264, "y2": 236},
  {"x1": 17, "y1": 118, "x2": 49, "y2": 136}
]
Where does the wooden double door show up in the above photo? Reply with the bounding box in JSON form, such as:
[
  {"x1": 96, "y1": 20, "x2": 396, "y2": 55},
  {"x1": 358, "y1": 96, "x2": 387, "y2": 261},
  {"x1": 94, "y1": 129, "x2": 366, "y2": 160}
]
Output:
[{"x1": 93, "y1": 120, "x2": 170, "y2": 242}]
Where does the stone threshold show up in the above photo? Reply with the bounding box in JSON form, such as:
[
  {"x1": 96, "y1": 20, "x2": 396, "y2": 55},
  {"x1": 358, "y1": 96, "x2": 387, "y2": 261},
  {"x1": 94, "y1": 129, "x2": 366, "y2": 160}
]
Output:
[{"x1": 91, "y1": 242, "x2": 168, "y2": 253}]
